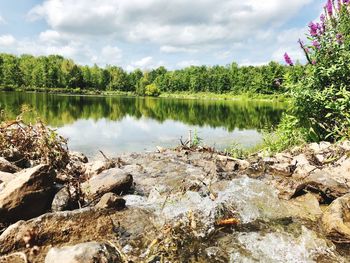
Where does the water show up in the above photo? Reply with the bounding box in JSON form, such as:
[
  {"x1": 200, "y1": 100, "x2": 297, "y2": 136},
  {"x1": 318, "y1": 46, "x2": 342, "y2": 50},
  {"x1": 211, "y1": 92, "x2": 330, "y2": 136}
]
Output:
[{"x1": 0, "y1": 91, "x2": 286, "y2": 158}]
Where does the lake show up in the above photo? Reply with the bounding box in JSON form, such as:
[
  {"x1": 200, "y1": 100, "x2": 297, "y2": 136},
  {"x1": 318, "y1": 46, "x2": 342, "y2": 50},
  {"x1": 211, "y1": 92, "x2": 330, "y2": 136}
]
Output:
[{"x1": 0, "y1": 92, "x2": 286, "y2": 159}]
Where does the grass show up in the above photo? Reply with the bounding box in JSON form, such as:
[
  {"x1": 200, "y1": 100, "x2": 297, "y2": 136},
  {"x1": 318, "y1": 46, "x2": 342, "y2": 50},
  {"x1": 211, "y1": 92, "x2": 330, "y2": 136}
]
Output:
[
  {"x1": 0, "y1": 86, "x2": 289, "y2": 102},
  {"x1": 159, "y1": 91, "x2": 290, "y2": 102}
]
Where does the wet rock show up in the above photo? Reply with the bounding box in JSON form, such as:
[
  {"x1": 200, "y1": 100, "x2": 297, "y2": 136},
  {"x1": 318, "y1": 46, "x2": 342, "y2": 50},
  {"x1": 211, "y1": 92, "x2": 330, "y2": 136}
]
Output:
[
  {"x1": 284, "y1": 193, "x2": 322, "y2": 221},
  {"x1": 82, "y1": 168, "x2": 133, "y2": 198},
  {"x1": 45, "y1": 242, "x2": 121, "y2": 263},
  {"x1": 0, "y1": 207, "x2": 157, "y2": 261},
  {"x1": 0, "y1": 158, "x2": 19, "y2": 173},
  {"x1": 95, "y1": 193, "x2": 126, "y2": 210},
  {"x1": 0, "y1": 165, "x2": 56, "y2": 222},
  {"x1": 51, "y1": 186, "x2": 79, "y2": 212},
  {"x1": 321, "y1": 193, "x2": 350, "y2": 243}
]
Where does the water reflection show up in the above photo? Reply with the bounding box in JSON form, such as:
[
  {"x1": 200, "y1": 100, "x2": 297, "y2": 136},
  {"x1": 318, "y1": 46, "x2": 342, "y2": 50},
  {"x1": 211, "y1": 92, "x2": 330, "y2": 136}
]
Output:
[{"x1": 0, "y1": 92, "x2": 286, "y2": 158}]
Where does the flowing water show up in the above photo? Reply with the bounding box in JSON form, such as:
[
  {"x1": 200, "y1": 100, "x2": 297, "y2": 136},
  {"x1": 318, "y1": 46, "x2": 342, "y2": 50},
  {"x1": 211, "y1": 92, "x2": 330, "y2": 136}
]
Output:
[{"x1": 0, "y1": 91, "x2": 286, "y2": 159}]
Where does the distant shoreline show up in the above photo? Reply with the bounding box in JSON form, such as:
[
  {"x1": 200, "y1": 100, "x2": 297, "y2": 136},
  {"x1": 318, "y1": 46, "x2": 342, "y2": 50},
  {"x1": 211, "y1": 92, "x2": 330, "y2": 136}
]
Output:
[{"x1": 0, "y1": 87, "x2": 289, "y2": 102}]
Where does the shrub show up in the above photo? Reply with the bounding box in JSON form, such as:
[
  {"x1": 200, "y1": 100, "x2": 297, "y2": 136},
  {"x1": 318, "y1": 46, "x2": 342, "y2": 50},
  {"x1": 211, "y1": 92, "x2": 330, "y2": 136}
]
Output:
[
  {"x1": 285, "y1": 0, "x2": 350, "y2": 142},
  {"x1": 144, "y1": 83, "x2": 161, "y2": 97}
]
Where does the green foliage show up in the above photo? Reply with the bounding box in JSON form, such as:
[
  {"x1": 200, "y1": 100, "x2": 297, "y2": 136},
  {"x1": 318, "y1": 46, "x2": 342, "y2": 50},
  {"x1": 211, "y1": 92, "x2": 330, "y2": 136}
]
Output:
[
  {"x1": 144, "y1": 83, "x2": 160, "y2": 97},
  {"x1": 261, "y1": 114, "x2": 307, "y2": 154},
  {"x1": 0, "y1": 53, "x2": 304, "y2": 97},
  {"x1": 286, "y1": 1, "x2": 350, "y2": 142}
]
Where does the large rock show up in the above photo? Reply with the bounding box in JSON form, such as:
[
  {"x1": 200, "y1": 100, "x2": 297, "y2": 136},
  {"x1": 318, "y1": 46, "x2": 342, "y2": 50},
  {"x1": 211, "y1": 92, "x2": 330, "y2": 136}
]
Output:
[
  {"x1": 45, "y1": 242, "x2": 121, "y2": 263},
  {"x1": 81, "y1": 168, "x2": 133, "y2": 198},
  {"x1": 0, "y1": 207, "x2": 157, "y2": 261},
  {"x1": 0, "y1": 165, "x2": 56, "y2": 222},
  {"x1": 321, "y1": 193, "x2": 350, "y2": 243},
  {"x1": 0, "y1": 158, "x2": 19, "y2": 173}
]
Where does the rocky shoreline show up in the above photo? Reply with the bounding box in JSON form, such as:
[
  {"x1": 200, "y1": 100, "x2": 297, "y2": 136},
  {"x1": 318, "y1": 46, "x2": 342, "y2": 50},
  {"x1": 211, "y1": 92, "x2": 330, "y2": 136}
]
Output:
[{"x1": 0, "y1": 141, "x2": 350, "y2": 262}]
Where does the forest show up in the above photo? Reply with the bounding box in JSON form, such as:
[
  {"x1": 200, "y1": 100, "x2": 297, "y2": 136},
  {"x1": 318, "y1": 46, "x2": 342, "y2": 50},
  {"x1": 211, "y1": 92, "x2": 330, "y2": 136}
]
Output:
[{"x1": 0, "y1": 53, "x2": 305, "y2": 96}]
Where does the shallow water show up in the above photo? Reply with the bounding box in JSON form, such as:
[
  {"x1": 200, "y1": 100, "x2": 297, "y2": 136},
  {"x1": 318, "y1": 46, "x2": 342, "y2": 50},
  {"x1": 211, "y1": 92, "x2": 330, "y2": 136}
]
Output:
[{"x1": 0, "y1": 91, "x2": 286, "y2": 158}]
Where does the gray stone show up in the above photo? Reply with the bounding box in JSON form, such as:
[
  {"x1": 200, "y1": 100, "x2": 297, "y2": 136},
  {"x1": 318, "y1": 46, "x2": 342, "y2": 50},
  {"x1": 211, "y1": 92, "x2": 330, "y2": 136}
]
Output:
[
  {"x1": 0, "y1": 165, "x2": 56, "y2": 222},
  {"x1": 44, "y1": 242, "x2": 121, "y2": 263},
  {"x1": 82, "y1": 168, "x2": 133, "y2": 198},
  {"x1": 51, "y1": 186, "x2": 78, "y2": 212}
]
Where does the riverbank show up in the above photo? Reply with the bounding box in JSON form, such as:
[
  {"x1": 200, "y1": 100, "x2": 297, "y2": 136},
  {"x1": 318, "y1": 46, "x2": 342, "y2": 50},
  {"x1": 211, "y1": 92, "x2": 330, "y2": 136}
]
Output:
[
  {"x1": 0, "y1": 86, "x2": 288, "y2": 102},
  {"x1": 0, "y1": 130, "x2": 350, "y2": 262}
]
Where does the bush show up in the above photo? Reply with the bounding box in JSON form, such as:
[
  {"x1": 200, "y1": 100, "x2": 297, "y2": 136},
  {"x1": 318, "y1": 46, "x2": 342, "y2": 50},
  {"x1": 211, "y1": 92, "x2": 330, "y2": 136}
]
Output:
[
  {"x1": 285, "y1": 0, "x2": 350, "y2": 142},
  {"x1": 144, "y1": 83, "x2": 160, "y2": 97}
]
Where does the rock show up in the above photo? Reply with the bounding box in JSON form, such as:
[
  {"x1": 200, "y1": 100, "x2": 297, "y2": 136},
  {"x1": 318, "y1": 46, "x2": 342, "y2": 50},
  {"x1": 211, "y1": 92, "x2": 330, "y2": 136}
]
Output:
[
  {"x1": 321, "y1": 193, "x2": 350, "y2": 243},
  {"x1": 292, "y1": 170, "x2": 349, "y2": 203},
  {"x1": 0, "y1": 252, "x2": 27, "y2": 263},
  {"x1": 83, "y1": 160, "x2": 116, "y2": 179},
  {"x1": 274, "y1": 153, "x2": 293, "y2": 164},
  {"x1": 156, "y1": 146, "x2": 166, "y2": 153},
  {"x1": 0, "y1": 158, "x2": 19, "y2": 173},
  {"x1": 0, "y1": 208, "x2": 157, "y2": 261},
  {"x1": 0, "y1": 165, "x2": 56, "y2": 222},
  {"x1": 69, "y1": 151, "x2": 89, "y2": 164},
  {"x1": 0, "y1": 172, "x2": 14, "y2": 185},
  {"x1": 285, "y1": 193, "x2": 322, "y2": 221},
  {"x1": 45, "y1": 242, "x2": 121, "y2": 263},
  {"x1": 82, "y1": 168, "x2": 133, "y2": 198},
  {"x1": 339, "y1": 140, "x2": 350, "y2": 152},
  {"x1": 269, "y1": 163, "x2": 294, "y2": 177},
  {"x1": 51, "y1": 186, "x2": 79, "y2": 212},
  {"x1": 308, "y1": 142, "x2": 331, "y2": 154},
  {"x1": 95, "y1": 193, "x2": 126, "y2": 210}
]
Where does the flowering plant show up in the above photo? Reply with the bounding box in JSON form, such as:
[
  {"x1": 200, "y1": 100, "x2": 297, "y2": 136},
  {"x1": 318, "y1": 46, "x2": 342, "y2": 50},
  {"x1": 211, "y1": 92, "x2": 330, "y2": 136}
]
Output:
[{"x1": 287, "y1": 0, "x2": 350, "y2": 141}]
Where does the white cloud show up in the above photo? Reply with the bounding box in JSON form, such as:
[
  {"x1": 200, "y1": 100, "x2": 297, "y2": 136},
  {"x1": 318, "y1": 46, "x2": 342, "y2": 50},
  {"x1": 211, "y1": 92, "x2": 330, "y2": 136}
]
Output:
[
  {"x1": 0, "y1": 35, "x2": 16, "y2": 46},
  {"x1": 127, "y1": 56, "x2": 165, "y2": 71},
  {"x1": 176, "y1": 60, "x2": 200, "y2": 68},
  {"x1": 28, "y1": 0, "x2": 313, "y2": 49},
  {"x1": 39, "y1": 30, "x2": 63, "y2": 43},
  {"x1": 160, "y1": 45, "x2": 197, "y2": 53},
  {"x1": 91, "y1": 45, "x2": 123, "y2": 65}
]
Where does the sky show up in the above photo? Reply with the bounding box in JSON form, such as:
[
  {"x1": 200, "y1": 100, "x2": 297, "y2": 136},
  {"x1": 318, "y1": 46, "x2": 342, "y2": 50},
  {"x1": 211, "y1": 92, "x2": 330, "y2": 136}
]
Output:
[{"x1": 0, "y1": 0, "x2": 324, "y2": 70}]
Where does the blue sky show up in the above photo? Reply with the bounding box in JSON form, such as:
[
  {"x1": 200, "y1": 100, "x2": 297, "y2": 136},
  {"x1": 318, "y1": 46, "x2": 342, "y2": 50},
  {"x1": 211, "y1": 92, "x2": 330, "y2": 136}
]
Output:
[{"x1": 0, "y1": 0, "x2": 324, "y2": 70}]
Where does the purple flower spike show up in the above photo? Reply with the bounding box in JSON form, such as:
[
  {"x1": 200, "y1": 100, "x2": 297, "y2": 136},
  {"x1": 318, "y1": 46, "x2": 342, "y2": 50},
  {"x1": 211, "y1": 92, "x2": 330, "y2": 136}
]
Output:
[
  {"x1": 312, "y1": 60, "x2": 317, "y2": 65},
  {"x1": 326, "y1": 0, "x2": 333, "y2": 16},
  {"x1": 309, "y1": 22, "x2": 318, "y2": 37},
  {"x1": 284, "y1": 52, "x2": 294, "y2": 66},
  {"x1": 320, "y1": 14, "x2": 326, "y2": 23}
]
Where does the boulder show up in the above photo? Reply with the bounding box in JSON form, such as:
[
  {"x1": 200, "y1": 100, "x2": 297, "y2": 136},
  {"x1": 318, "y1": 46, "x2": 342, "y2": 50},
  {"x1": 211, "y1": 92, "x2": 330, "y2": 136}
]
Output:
[
  {"x1": 0, "y1": 158, "x2": 19, "y2": 173},
  {"x1": 0, "y1": 207, "x2": 157, "y2": 261},
  {"x1": 45, "y1": 242, "x2": 121, "y2": 263},
  {"x1": 269, "y1": 163, "x2": 294, "y2": 177},
  {"x1": 95, "y1": 193, "x2": 126, "y2": 210},
  {"x1": 81, "y1": 168, "x2": 133, "y2": 198},
  {"x1": 321, "y1": 193, "x2": 350, "y2": 243},
  {"x1": 0, "y1": 165, "x2": 56, "y2": 222},
  {"x1": 51, "y1": 186, "x2": 79, "y2": 212}
]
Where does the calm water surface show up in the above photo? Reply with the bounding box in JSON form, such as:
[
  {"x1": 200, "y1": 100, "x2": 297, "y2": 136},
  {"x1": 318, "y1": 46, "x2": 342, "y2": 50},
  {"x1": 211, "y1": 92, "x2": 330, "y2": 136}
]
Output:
[{"x1": 0, "y1": 92, "x2": 286, "y2": 159}]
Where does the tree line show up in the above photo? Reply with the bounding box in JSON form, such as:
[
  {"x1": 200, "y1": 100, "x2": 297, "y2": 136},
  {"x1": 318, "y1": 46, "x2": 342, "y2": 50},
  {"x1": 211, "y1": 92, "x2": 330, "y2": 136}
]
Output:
[{"x1": 0, "y1": 53, "x2": 306, "y2": 96}]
